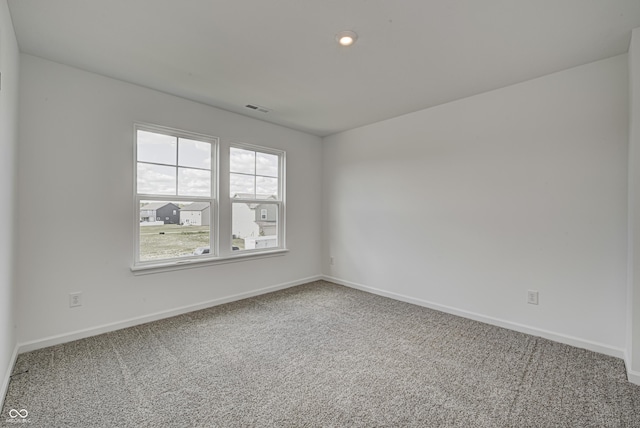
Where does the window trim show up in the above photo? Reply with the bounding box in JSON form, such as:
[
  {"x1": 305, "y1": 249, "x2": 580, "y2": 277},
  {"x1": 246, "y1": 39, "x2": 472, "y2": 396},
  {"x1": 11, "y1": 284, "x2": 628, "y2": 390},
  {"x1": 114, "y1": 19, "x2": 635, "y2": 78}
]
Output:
[
  {"x1": 133, "y1": 123, "x2": 219, "y2": 268},
  {"x1": 130, "y1": 248, "x2": 289, "y2": 275},
  {"x1": 230, "y1": 142, "x2": 286, "y2": 254}
]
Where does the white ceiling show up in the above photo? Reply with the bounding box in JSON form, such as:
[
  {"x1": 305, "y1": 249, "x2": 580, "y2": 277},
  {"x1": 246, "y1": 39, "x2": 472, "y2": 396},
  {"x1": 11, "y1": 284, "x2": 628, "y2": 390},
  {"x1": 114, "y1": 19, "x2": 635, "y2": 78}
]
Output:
[{"x1": 7, "y1": 0, "x2": 640, "y2": 137}]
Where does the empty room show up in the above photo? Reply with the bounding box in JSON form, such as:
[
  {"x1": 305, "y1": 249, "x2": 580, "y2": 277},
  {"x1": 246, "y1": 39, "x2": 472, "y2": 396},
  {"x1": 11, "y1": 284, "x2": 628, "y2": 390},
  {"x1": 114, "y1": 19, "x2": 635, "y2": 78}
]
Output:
[{"x1": 2, "y1": 0, "x2": 640, "y2": 426}]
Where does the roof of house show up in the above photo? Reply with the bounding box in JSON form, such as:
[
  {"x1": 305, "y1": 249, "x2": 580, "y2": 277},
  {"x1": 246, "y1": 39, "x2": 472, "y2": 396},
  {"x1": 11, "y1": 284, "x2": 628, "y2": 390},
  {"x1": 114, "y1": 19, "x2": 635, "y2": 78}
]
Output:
[
  {"x1": 232, "y1": 193, "x2": 277, "y2": 200},
  {"x1": 181, "y1": 202, "x2": 210, "y2": 212},
  {"x1": 140, "y1": 202, "x2": 178, "y2": 211}
]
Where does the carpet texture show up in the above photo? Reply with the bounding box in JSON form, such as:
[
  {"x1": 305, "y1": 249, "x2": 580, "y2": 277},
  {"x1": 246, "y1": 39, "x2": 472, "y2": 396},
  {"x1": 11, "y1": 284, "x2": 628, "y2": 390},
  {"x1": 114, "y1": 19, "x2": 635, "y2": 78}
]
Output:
[{"x1": 2, "y1": 280, "x2": 640, "y2": 427}]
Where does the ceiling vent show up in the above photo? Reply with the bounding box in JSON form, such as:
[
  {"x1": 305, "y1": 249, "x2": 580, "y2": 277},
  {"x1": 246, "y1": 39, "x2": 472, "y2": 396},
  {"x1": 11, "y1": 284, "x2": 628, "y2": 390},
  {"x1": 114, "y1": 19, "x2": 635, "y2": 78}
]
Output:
[{"x1": 245, "y1": 104, "x2": 270, "y2": 113}]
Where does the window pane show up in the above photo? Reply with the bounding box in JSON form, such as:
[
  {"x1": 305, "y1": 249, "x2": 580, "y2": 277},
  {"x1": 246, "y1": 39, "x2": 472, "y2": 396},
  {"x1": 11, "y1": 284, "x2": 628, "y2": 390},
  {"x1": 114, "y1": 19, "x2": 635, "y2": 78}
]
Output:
[
  {"x1": 232, "y1": 202, "x2": 278, "y2": 251},
  {"x1": 178, "y1": 168, "x2": 211, "y2": 197},
  {"x1": 139, "y1": 200, "x2": 211, "y2": 261},
  {"x1": 178, "y1": 138, "x2": 211, "y2": 170},
  {"x1": 230, "y1": 147, "x2": 255, "y2": 174},
  {"x1": 137, "y1": 130, "x2": 176, "y2": 165},
  {"x1": 230, "y1": 173, "x2": 255, "y2": 198},
  {"x1": 137, "y1": 163, "x2": 176, "y2": 195},
  {"x1": 256, "y1": 152, "x2": 279, "y2": 177},
  {"x1": 256, "y1": 176, "x2": 278, "y2": 198}
]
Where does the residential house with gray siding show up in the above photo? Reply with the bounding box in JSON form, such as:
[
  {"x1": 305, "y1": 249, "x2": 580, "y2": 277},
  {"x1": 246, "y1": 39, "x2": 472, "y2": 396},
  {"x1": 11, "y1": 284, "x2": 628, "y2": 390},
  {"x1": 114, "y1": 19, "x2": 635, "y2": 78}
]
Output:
[{"x1": 140, "y1": 202, "x2": 180, "y2": 224}]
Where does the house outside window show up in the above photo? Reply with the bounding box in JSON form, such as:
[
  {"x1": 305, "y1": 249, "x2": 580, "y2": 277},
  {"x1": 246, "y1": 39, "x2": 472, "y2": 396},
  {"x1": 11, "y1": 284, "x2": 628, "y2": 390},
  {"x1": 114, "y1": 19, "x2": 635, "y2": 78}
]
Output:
[{"x1": 230, "y1": 144, "x2": 285, "y2": 252}]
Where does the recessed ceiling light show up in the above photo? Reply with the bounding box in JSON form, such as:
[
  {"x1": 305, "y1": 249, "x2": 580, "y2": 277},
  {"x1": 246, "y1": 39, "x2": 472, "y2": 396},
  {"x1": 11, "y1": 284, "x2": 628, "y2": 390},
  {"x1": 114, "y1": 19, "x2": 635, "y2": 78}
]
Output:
[{"x1": 336, "y1": 30, "x2": 358, "y2": 47}]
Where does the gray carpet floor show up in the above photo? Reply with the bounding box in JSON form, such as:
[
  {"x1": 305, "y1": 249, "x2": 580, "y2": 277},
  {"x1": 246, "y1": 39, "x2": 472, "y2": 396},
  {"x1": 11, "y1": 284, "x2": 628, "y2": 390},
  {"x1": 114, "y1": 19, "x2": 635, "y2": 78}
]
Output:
[{"x1": 3, "y1": 280, "x2": 640, "y2": 427}]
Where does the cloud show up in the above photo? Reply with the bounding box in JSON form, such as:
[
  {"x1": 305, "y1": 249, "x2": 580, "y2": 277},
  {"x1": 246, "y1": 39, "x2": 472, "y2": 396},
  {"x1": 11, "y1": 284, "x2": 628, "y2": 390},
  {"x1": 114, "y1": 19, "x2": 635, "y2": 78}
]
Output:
[
  {"x1": 137, "y1": 163, "x2": 176, "y2": 195},
  {"x1": 138, "y1": 163, "x2": 212, "y2": 197},
  {"x1": 230, "y1": 147, "x2": 255, "y2": 174},
  {"x1": 179, "y1": 138, "x2": 211, "y2": 169},
  {"x1": 178, "y1": 168, "x2": 211, "y2": 196},
  {"x1": 256, "y1": 152, "x2": 278, "y2": 177}
]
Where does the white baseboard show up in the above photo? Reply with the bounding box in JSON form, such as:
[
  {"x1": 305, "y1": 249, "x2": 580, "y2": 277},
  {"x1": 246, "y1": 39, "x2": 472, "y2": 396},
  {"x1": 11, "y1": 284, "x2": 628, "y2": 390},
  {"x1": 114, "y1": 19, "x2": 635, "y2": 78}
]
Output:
[
  {"x1": 13, "y1": 274, "x2": 631, "y2": 384},
  {"x1": 627, "y1": 369, "x2": 640, "y2": 385},
  {"x1": 624, "y1": 351, "x2": 640, "y2": 385},
  {"x1": 1, "y1": 343, "x2": 19, "y2": 406},
  {"x1": 323, "y1": 275, "x2": 626, "y2": 360},
  {"x1": 18, "y1": 275, "x2": 322, "y2": 354}
]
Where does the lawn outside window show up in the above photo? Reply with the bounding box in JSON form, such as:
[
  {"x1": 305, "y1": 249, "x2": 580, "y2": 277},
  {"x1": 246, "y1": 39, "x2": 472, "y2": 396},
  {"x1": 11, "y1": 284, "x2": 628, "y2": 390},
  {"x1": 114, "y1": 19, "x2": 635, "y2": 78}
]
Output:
[{"x1": 134, "y1": 124, "x2": 218, "y2": 268}]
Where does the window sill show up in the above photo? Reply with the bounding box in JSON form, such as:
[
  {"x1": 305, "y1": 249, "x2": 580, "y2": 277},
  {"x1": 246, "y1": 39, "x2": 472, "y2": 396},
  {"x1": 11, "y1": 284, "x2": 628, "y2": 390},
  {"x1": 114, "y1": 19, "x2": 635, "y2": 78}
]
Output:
[{"x1": 130, "y1": 249, "x2": 289, "y2": 275}]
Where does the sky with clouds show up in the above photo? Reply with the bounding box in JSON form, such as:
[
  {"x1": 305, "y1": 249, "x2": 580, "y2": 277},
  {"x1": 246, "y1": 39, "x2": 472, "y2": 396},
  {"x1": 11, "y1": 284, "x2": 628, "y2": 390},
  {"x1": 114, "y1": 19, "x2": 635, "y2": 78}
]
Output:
[
  {"x1": 137, "y1": 131, "x2": 280, "y2": 199},
  {"x1": 137, "y1": 130, "x2": 211, "y2": 197},
  {"x1": 230, "y1": 147, "x2": 279, "y2": 198}
]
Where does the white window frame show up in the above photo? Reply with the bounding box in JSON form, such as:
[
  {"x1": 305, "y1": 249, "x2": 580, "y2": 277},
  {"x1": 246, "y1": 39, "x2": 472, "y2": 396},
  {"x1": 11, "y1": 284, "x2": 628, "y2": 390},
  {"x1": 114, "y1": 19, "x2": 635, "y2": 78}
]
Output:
[
  {"x1": 133, "y1": 123, "x2": 218, "y2": 269},
  {"x1": 230, "y1": 142, "x2": 286, "y2": 254}
]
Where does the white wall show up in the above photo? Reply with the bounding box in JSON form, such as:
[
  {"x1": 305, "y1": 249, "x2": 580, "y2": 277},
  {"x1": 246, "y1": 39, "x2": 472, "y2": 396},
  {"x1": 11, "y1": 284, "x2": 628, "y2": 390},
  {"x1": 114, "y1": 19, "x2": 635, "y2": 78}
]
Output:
[
  {"x1": 0, "y1": 0, "x2": 19, "y2": 400},
  {"x1": 16, "y1": 54, "x2": 322, "y2": 345},
  {"x1": 628, "y1": 28, "x2": 640, "y2": 382},
  {"x1": 323, "y1": 55, "x2": 629, "y2": 355}
]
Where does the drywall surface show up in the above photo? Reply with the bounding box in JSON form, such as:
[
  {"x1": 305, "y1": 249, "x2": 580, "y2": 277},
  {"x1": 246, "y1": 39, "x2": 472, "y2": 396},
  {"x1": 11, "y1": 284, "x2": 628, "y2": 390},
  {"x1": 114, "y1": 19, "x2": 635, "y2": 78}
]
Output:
[
  {"x1": 16, "y1": 54, "x2": 322, "y2": 344},
  {"x1": 628, "y1": 28, "x2": 640, "y2": 377},
  {"x1": 0, "y1": 0, "x2": 19, "y2": 399},
  {"x1": 323, "y1": 55, "x2": 628, "y2": 351}
]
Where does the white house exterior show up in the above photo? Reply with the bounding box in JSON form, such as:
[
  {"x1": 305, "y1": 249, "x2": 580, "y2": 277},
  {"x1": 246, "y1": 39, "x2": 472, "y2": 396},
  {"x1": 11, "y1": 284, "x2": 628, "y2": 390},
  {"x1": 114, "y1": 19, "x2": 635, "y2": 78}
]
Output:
[
  {"x1": 232, "y1": 203, "x2": 259, "y2": 240},
  {"x1": 244, "y1": 236, "x2": 278, "y2": 250},
  {"x1": 231, "y1": 193, "x2": 278, "y2": 250},
  {"x1": 180, "y1": 202, "x2": 210, "y2": 226}
]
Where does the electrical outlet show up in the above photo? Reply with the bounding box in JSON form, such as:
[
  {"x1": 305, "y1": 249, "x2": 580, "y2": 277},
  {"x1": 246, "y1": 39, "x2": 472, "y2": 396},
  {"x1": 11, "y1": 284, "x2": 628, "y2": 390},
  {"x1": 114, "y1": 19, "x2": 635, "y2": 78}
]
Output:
[
  {"x1": 330, "y1": 257, "x2": 334, "y2": 266},
  {"x1": 527, "y1": 290, "x2": 539, "y2": 305},
  {"x1": 69, "y1": 292, "x2": 82, "y2": 308}
]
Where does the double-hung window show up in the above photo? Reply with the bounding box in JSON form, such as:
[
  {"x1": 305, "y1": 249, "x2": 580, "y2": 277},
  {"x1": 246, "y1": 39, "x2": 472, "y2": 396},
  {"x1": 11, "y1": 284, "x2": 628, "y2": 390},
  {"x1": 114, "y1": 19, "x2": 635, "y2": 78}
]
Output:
[
  {"x1": 133, "y1": 124, "x2": 286, "y2": 271},
  {"x1": 230, "y1": 144, "x2": 285, "y2": 252},
  {"x1": 134, "y1": 124, "x2": 217, "y2": 266}
]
